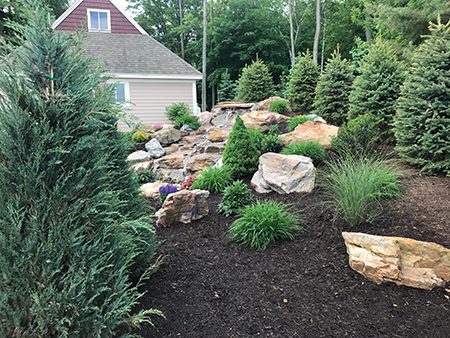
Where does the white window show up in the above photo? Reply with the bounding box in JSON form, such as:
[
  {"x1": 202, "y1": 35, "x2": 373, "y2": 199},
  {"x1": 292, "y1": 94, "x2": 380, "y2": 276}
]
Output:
[
  {"x1": 109, "y1": 81, "x2": 130, "y2": 105},
  {"x1": 87, "y1": 9, "x2": 110, "y2": 32}
]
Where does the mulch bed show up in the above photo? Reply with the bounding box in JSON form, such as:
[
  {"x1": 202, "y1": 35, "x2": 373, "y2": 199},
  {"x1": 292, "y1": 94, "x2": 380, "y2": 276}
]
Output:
[{"x1": 123, "y1": 163, "x2": 450, "y2": 337}]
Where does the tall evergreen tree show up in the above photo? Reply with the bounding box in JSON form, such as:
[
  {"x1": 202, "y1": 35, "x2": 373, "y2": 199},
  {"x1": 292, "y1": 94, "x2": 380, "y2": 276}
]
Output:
[
  {"x1": 394, "y1": 17, "x2": 450, "y2": 175},
  {"x1": 0, "y1": 3, "x2": 160, "y2": 336},
  {"x1": 312, "y1": 47, "x2": 354, "y2": 126},
  {"x1": 217, "y1": 69, "x2": 237, "y2": 102},
  {"x1": 236, "y1": 58, "x2": 276, "y2": 103},
  {"x1": 286, "y1": 51, "x2": 320, "y2": 113},
  {"x1": 348, "y1": 38, "x2": 405, "y2": 143}
]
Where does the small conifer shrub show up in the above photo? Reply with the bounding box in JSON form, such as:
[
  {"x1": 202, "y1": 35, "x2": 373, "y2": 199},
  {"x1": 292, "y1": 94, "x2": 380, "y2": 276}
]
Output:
[
  {"x1": 248, "y1": 128, "x2": 264, "y2": 151},
  {"x1": 236, "y1": 59, "x2": 276, "y2": 102},
  {"x1": 222, "y1": 116, "x2": 260, "y2": 177},
  {"x1": 218, "y1": 180, "x2": 253, "y2": 216}
]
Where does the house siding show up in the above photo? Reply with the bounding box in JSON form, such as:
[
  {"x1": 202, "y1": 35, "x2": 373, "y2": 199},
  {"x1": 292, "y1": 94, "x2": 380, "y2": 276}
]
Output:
[
  {"x1": 55, "y1": 0, "x2": 140, "y2": 34},
  {"x1": 117, "y1": 80, "x2": 196, "y2": 131}
]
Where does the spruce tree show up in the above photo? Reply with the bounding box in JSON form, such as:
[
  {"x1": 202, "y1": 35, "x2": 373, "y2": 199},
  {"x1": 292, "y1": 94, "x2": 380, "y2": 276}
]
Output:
[
  {"x1": 0, "y1": 3, "x2": 160, "y2": 336},
  {"x1": 348, "y1": 38, "x2": 405, "y2": 143},
  {"x1": 312, "y1": 48, "x2": 354, "y2": 126},
  {"x1": 236, "y1": 59, "x2": 276, "y2": 103},
  {"x1": 222, "y1": 115, "x2": 260, "y2": 177},
  {"x1": 217, "y1": 69, "x2": 237, "y2": 102},
  {"x1": 394, "y1": 17, "x2": 450, "y2": 175},
  {"x1": 286, "y1": 51, "x2": 320, "y2": 114}
]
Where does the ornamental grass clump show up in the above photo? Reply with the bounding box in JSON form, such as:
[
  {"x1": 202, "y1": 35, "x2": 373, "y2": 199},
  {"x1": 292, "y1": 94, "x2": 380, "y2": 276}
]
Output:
[
  {"x1": 190, "y1": 166, "x2": 232, "y2": 193},
  {"x1": 281, "y1": 140, "x2": 325, "y2": 163},
  {"x1": 228, "y1": 200, "x2": 304, "y2": 250},
  {"x1": 323, "y1": 155, "x2": 402, "y2": 227},
  {"x1": 218, "y1": 180, "x2": 253, "y2": 216}
]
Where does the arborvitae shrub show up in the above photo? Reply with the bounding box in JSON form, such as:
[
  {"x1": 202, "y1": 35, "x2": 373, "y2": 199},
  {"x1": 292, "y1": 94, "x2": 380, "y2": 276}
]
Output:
[
  {"x1": 394, "y1": 17, "x2": 450, "y2": 175},
  {"x1": 236, "y1": 59, "x2": 276, "y2": 103},
  {"x1": 312, "y1": 48, "x2": 354, "y2": 126},
  {"x1": 348, "y1": 38, "x2": 405, "y2": 143},
  {"x1": 222, "y1": 115, "x2": 260, "y2": 177},
  {"x1": 218, "y1": 69, "x2": 237, "y2": 102},
  {"x1": 286, "y1": 51, "x2": 320, "y2": 113},
  {"x1": 0, "y1": 4, "x2": 160, "y2": 336}
]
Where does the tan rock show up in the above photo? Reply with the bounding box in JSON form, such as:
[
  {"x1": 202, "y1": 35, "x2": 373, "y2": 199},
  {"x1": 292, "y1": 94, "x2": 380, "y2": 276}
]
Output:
[
  {"x1": 131, "y1": 160, "x2": 153, "y2": 172},
  {"x1": 197, "y1": 112, "x2": 214, "y2": 127},
  {"x1": 208, "y1": 128, "x2": 230, "y2": 142},
  {"x1": 153, "y1": 153, "x2": 185, "y2": 169},
  {"x1": 155, "y1": 189, "x2": 210, "y2": 226},
  {"x1": 196, "y1": 143, "x2": 226, "y2": 154},
  {"x1": 342, "y1": 232, "x2": 450, "y2": 290},
  {"x1": 239, "y1": 110, "x2": 289, "y2": 131},
  {"x1": 182, "y1": 134, "x2": 205, "y2": 145},
  {"x1": 164, "y1": 143, "x2": 184, "y2": 155},
  {"x1": 153, "y1": 125, "x2": 181, "y2": 147},
  {"x1": 278, "y1": 121, "x2": 339, "y2": 148},
  {"x1": 153, "y1": 169, "x2": 186, "y2": 184},
  {"x1": 185, "y1": 153, "x2": 221, "y2": 172},
  {"x1": 140, "y1": 181, "x2": 181, "y2": 199}
]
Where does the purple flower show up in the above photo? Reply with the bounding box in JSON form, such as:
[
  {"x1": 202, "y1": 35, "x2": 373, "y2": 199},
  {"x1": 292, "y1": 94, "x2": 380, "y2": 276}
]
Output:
[
  {"x1": 154, "y1": 123, "x2": 163, "y2": 131},
  {"x1": 268, "y1": 114, "x2": 277, "y2": 123},
  {"x1": 158, "y1": 184, "x2": 178, "y2": 205}
]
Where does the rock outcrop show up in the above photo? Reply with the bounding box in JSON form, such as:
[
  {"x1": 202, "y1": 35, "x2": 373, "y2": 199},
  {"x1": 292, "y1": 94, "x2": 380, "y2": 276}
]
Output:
[
  {"x1": 140, "y1": 181, "x2": 181, "y2": 199},
  {"x1": 145, "y1": 139, "x2": 166, "y2": 158},
  {"x1": 127, "y1": 150, "x2": 152, "y2": 165},
  {"x1": 278, "y1": 121, "x2": 339, "y2": 148},
  {"x1": 342, "y1": 232, "x2": 450, "y2": 290},
  {"x1": 251, "y1": 153, "x2": 315, "y2": 194},
  {"x1": 240, "y1": 110, "x2": 289, "y2": 131},
  {"x1": 153, "y1": 125, "x2": 182, "y2": 146},
  {"x1": 156, "y1": 189, "x2": 210, "y2": 226}
]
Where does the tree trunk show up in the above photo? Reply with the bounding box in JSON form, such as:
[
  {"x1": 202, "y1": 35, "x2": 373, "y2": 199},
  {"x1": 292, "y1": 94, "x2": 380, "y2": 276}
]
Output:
[
  {"x1": 365, "y1": 14, "x2": 372, "y2": 46},
  {"x1": 288, "y1": 0, "x2": 295, "y2": 66},
  {"x1": 320, "y1": 0, "x2": 327, "y2": 72},
  {"x1": 202, "y1": 0, "x2": 207, "y2": 112},
  {"x1": 313, "y1": 0, "x2": 320, "y2": 64},
  {"x1": 179, "y1": 0, "x2": 185, "y2": 59}
]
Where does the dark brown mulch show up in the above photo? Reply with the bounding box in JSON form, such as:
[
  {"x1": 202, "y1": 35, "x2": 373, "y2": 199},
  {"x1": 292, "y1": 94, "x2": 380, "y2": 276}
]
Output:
[{"x1": 122, "y1": 166, "x2": 450, "y2": 338}]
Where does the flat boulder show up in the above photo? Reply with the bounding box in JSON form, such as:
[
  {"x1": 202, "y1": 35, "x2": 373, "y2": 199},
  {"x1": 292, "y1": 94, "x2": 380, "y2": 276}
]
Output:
[
  {"x1": 240, "y1": 110, "x2": 289, "y2": 131},
  {"x1": 153, "y1": 153, "x2": 185, "y2": 169},
  {"x1": 156, "y1": 189, "x2": 210, "y2": 226},
  {"x1": 208, "y1": 128, "x2": 230, "y2": 142},
  {"x1": 153, "y1": 125, "x2": 181, "y2": 147},
  {"x1": 185, "y1": 153, "x2": 221, "y2": 172},
  {"x1": 251, "y1": 153, "x2": 315, "y2": 194},
  {"x1": 140, "y1": 181, "x2": 181, "y2": 199},
  {"x1": 342, "y1": 232, "x2": 450, "y2": 290},
  {"x1": 278, "y1": 121, "x2": 339, "y2": 148},
  {"x1": 127, "y1": 150, "x2": 151, "y2": 165}
]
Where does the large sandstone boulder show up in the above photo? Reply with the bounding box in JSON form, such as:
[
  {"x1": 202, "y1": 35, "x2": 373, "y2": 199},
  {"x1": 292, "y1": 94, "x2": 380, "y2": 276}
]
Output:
[
  {"x1": 155, "y1": 189, "x2": 210, "y2": 226},
  {"x1": 240, "y1": 110, "x2": 289, "y2": 131},
  {"x1": 145, "y1": 139, "x2": 166, "y2": 158},
  {"x1": 208, "y1": 128, "x2": 230, "y2": 142},
  {"x1": 153, "y1": 169, "x2": 186, "y2": 184},
  {"x1": 153, "y1": 153, "x2": 185, "y2": 169},
  {"x1": 153, "y1": 125, "x2": 181, "y2": 147},
  {"x1": 127, "y1": 150, "x2": 151, "y2": 165},
  {"x1": 251, "y1": 153, "x2": 315, "y2": 194},
  {"x1": 185, "y1": 153, "x2": 221, "y2": 172},
  {"x1": 278, "y1": 121, "x2": 339, "y2": 148},
  {"x1": 342, "y1": 232, "x2": 450, "y2": 290}
]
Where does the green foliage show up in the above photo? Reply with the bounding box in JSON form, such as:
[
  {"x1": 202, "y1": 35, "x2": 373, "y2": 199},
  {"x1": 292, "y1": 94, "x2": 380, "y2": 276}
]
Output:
[
  {"x1": 132, "y1": 130, "x2": 149, "y2": 143},
  {"x1": 222, "y1": 115, "x2": 260, "y2": 177},
  {"x1": 269, "y1": 99, "x2": 288, "y2": 114},
  {"x1": 0, "y1": 4, "x2": 160, "y2": 337},
  {"x1": 287, "y1": 52, "x2": 320, "y2": 113},
  {"x1": 324, "y1": 156, "x2": 402, "y2": 227},
  {"x1": 134, "y1": 170, "x2": 156, "y2": 184},
  {"x1": 331, "y1": 113, "x2": 378, "y2": 159},
  {"x1": 281, "y1": 141, "x2": 326, "y2": 163},
  {"x1": 261, "y1": 134, "x2": 281, "y2": 153},
  {"x1": 218, "y1": 180, "x2": 253, "y2": 217},
  {"x1": 228, "y1": 199, "x2": 305, "y2": 250},
  {"x1": 248, "y1": 128, "x2": 264, "y2": 151},
  {"x1": 174, "y1": 112, "x2": 201, "y2": 129},
  {"x1": 394, "y1": 18, "x2": 450, "y2": 175},
  {"x1": 190, "y1": 166, "x2": 232, "y2": 193},
  {"x1": 217, "y1": 69, "x2": 237, "y2": 102},
  {"x1": 348, "y1": 38, "x2": 406, "y2": 143},
  {"x1": 268, "y1": 124, "x2": 280, "y2": 136},
  {"x1": 312, "y1": 48, "x2": 354, "y2": 126},
  {"x1": 236, "y1": 58, "x2": 276, "y2": 103},
  {"x1": 164, "y1": 102, "x2": 191, "y2": 121},
  {"x1": 287, "y1": 115, "x2": 316, "y2": 132}
]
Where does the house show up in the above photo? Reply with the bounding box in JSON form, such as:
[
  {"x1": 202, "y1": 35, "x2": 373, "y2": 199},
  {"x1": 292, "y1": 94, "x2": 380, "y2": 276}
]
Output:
[{"x1": 52, "y1": 0, "x2": 202, "y2": 130}]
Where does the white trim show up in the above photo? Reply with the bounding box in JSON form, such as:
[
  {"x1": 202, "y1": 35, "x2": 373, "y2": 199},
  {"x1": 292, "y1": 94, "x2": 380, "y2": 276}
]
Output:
[
  {"x1": 87, "y1": 9, "x2": 111, "y2": 32},
  {"x1": 51, "y1": 0, "x2": 149, "y2": 36},
  {"x1": 111, "y1": 73, "x2": 202, "y2": 80},
  {"x1": 192, "y1": 82, "x2": 199, "y2": 113}
]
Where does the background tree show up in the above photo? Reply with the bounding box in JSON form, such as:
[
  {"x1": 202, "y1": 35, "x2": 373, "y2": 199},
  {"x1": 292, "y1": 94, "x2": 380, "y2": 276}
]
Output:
[
  {"x1": 348, "y1": 37, "x2": 405, "y2": 143},
  {"x1": 0, "y1": 2, "x2": 159, "y2": 335},
  {"x1": 394, "y1": 17, "x2": 450, "y2": 175},
  {"x1": 217, "y1": 69, "x2": 236, "y2": 102},
  {"x1": 312, "y1": 48, "x2": 354, "y2": 125},
  {"x1": 236, "y1": 58, "x2": 276, "y2": 102}
]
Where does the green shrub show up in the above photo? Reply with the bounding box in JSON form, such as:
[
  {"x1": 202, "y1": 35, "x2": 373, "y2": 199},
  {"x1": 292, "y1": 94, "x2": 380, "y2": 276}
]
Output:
[
  {"x1": 134, "y1": 170, "x2": 156, "y2": 184},
  {"x1": 269, "y1": 100, "x2": 288, "y2": 114},
  {"x1": 222, "y1": 115, "x2": 260, "y2": 177},
  {"x1": 324, "y1": 156, "x2": 402, "y2": 227},
  {"x1": 131, "y1": 130, "x2": 149, "y2": 143},
  {"x1": 312, "y1": 48, "x2": 354, "y2": 126},
  {"x1": 268, "y1": 124, "x2": 280, "y2": 136},
  {"x1": 394, "y1": 19, "x2": 450, "y2": 175},
  {"x1": 191, "y1": 166, "x2": 232, "y2": 193},
  {"x1": 165, "y1": 102, "x2": 191, "y2": 121},
  {"x1": 218, "y1": 180, "x2": 253, "y2": 216},
  {"x1": 236, "y1": 58, "x2": 276, "y2": 103},
  {"x1": 174, "y1": 112, "x2": 201, "y2": 129},
  {"x1": 248, "y1": 128, "x2": 264, "y2": 150},
  {"x1": 281, "y1": 141, "x2": 325, "y2": 163},
  {"x1": 286, "y1": 51, "x2": 320, "y2": 113},
  {"x1": 228, "y1": 199, "x2": 304, "y2": 250},
  {"x1": 0, "y1": 5, "x2": 160, "y2": 336},
  {"x1": 287, "y1": 115, "x2": 315, "y2": 131},
  {"x1": 331, "y1": 113, "x2": 378, "y2": 159},
  {"x1": 261, "y1": 134, "x2": 281, "y2": 153}
]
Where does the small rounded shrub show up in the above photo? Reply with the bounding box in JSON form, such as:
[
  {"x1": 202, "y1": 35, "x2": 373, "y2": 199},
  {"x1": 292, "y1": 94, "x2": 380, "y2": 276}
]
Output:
[
  {"x1": 218, "y1": 180, "x2": 253, "y2": 216},
  {"x1": 269, "y1": 100, "x2": 288, "y2": 114},
  {"x1": 131, "y1": 130, "x2": 148, "y2": 143},
  {"x1": 164, "y1": 102, "x2": 191, "y2": 121},
  {"x1": 287, "y1": 115, "x2": 315, "y2": 132},
  {"x1": 174, "y1": 113, "x2": 201, "y2": 129},
  {"x1": 248, "y1": 128, "x2": 264, "y2": 151},
  {"x1": 281, "y1": 140, "x2": 325, "y2": 163},
  {"x1": 228, "y1": 199, "x2": 304, "y2": 250},
  {"x1": 190, "y1": 166, "x2": 232, "y2": 193},
  {"x1": 261, "y1": 134, "x2": 281, "y2": 153}
]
